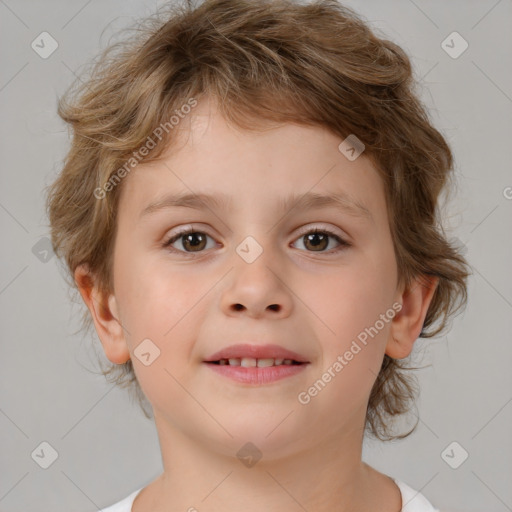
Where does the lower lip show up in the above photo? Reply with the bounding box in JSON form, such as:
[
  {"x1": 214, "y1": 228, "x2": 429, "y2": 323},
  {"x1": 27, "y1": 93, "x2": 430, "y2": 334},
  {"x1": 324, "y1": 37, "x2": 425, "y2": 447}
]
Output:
[{"x1": 204, "y1": 362, "x2": 309, "y2": 384}]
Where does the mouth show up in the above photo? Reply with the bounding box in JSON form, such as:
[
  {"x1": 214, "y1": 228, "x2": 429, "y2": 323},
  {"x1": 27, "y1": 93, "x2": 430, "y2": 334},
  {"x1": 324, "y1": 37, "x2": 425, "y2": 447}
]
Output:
[
  {"x1": 204, "y1": 343, "x2": 310, "y2": 364},
  {"x1": 206, "y1": 357, "x2": 306, "y2": 367},
  {"x1": 203, "y1": 344, "x2": 310, "y2": 385},
  {"x1": 203, "y1": 360, "x2": 309, "y2": 384}
]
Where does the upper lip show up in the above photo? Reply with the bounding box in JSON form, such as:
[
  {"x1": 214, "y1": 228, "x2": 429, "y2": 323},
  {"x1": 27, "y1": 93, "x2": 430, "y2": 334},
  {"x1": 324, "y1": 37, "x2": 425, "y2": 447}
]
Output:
[{"x1": 204, "y1": 344, "x2": 310, "y2": 363}]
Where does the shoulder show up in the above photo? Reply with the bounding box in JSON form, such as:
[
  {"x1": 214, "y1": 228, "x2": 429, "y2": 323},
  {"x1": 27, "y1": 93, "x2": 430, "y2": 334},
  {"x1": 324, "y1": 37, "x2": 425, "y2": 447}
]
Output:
[
  {"x1": 97, "y1": 480, "x2": 441, "y2": 512},
  {"x1": 98, "y1": 487, "x2": 143, "y2": 512},
  {"x1": 393, "y1": 479, "x2": 440, "y2": 512}
]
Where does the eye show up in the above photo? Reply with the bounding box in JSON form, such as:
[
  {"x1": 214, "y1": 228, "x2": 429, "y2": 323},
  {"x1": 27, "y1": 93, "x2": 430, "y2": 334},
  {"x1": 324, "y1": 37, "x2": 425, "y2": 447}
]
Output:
[
  {"x1": 162, "y1": 225, "x2": 351, "y2": 255},
  {"x1": 291, "y1": 227, "x2": 350, "y2": 253},
  {"x1": 163, "y1": 227, "x2": 216, "y2": 254}
]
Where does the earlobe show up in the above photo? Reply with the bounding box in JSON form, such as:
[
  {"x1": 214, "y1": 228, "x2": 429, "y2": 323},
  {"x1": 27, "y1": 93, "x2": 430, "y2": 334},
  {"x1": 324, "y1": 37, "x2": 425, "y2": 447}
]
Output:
[
  {"x1": 74, "y1": 264, "x2": 131, "y2": 364},
  {"x1": 386, "y1": 274, "x2": 439, "y2": 359}
]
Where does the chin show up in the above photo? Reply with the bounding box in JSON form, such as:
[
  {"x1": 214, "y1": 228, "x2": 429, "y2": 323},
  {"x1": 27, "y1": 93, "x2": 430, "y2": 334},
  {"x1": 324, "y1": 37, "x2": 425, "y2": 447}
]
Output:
[{"x1": 212, "y1": 412, "x2": 307, "y2": 456}]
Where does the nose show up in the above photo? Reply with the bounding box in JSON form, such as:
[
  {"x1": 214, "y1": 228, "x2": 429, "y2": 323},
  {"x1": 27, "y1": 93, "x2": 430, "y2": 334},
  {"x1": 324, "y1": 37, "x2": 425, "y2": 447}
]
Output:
[{"x1": 220, "y1": 248, "x2": 293, "y2": 319}]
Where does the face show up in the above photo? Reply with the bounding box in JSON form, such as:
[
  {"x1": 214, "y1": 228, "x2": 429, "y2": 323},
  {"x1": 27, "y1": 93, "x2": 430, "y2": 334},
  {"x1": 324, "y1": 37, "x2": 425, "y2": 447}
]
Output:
[{"x1": 106, "y1": 98, "x2": 403, "y2": 459}]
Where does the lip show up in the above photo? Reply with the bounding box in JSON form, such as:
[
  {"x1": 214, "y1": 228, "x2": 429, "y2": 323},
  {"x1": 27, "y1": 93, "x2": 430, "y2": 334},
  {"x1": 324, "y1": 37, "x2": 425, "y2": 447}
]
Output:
[
  {"x1": 204, "y1": 343, "x2": 309, "y2": 363},
  {"x1": 203, "y1": 343, "x2": 310, "y2": 385},
  {"x1": 204, "y1": 363, "x2": 308, "y2": 384}
]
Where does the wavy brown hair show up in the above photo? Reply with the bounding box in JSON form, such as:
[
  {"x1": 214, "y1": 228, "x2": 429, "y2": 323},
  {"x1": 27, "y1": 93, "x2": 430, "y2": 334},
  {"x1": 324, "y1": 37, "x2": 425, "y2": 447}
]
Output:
[{"x1": 46, "y1": 0, "x2": 471, "y2": 440}]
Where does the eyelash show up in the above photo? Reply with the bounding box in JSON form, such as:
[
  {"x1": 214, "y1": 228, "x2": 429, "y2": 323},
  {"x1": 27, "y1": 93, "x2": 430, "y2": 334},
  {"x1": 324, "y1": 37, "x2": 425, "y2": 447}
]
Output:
[{"x1": 162, "y1": 226, "x2": 351, "y2": 256}]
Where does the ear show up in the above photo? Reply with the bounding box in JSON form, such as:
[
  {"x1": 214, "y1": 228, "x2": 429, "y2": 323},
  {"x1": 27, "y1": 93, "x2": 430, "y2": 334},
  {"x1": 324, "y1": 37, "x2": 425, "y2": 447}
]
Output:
[
  {"x1": 386, "y1": 274, "x2": 439, "y2": 359},
  {"x1": 74, "y1": 264, "x2": 131, "y2": 364}
]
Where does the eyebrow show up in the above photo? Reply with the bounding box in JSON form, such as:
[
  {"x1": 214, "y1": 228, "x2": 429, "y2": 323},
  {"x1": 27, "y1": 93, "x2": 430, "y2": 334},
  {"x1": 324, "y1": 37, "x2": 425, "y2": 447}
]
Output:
[{"x1": 140, "y1": 191, "x2": 373, "y2": 223}]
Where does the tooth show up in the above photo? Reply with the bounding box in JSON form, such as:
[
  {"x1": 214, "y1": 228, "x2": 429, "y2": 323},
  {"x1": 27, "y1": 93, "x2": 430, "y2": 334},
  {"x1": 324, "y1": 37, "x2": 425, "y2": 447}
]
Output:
[
  {"x1": 256, "y1": 358, "x2": 275, "y2": 367},
  {"x1": 283, "y1": 359, "x2": 293, "y2": 365},
  {"x1": 274, "y1": 358, "x2": 284, "y2": 366},
  {"x1": 228, "y1": 358, "x2": 241, "y2": 366},
  {"x1": 240, "y1": 357, "x2": 257, "y2": 367},
  {"x1": 219, "y1": 359, "x2": 228, "y2": 365}
]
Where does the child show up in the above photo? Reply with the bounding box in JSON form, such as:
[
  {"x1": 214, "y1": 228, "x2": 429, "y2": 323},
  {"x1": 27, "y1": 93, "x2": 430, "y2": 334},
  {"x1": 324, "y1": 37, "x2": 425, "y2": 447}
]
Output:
[{"x1": 46, "y1": 0, "x2": 470, "y2": 510}]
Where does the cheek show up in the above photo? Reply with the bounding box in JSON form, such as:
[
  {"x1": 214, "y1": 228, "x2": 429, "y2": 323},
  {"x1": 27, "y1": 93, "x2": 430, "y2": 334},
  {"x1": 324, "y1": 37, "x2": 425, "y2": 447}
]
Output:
[
  {"x1": 298, "y1": 268, "x2": 394, "y2": 426},
  {"x1": 113, "y1": 252, "x2": 205, "y2": 384},
  {"x1": 312, "y1": 254, "x2": 395, "y2": 335},
  {"x1": 303, "y1": 247, "x2": 396, "y2": 378},
  {"x1": 114, "y1": 249, "x2": 200, "y2": 335},
  {"x1": 115, "y1": 260, "x2": 211, "y2": 411}
]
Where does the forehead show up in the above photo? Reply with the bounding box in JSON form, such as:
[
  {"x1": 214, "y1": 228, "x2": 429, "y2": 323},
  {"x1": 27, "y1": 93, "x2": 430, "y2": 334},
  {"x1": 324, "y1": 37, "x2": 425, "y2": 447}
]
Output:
[{"x1": 118, "y1": 100, "x2": 386, "y2": 225}]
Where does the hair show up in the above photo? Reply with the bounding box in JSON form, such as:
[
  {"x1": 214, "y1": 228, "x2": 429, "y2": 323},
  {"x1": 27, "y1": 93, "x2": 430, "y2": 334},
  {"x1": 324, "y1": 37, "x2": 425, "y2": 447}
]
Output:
[{"x1": 46, "y1": 0, "x2": 471, "y2": 441}]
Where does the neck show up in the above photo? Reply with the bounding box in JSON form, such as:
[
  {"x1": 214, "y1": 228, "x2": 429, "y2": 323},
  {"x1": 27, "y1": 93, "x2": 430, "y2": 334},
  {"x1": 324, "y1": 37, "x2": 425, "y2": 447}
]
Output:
[{"x1": 132, "y1": 410, "x2": 399, "y2": 512}]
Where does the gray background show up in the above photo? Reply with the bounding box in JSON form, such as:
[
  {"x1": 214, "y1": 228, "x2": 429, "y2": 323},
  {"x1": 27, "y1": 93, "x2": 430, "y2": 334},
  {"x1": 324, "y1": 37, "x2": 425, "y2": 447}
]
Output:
[{"x1": 1, "y1": 0, "x2": 511, "y2": 511}]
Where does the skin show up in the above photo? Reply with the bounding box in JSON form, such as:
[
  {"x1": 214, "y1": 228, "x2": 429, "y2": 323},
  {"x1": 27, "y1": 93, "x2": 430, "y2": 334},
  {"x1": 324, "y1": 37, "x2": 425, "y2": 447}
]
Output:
[{"x1": 76, "y1": 96, "x2": 438, "y2": 512}]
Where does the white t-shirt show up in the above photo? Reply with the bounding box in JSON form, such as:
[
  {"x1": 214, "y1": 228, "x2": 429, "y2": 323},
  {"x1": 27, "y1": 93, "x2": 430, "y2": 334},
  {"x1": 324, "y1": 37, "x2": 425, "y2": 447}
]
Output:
[{"x1": 99, "y1": 478, "x2": 440, "y2": 511}]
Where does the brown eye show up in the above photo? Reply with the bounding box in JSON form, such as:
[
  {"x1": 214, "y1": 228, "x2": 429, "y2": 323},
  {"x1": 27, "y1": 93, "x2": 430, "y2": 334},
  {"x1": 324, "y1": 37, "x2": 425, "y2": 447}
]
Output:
[
  {"x1": 292, "y1": 228, "x2": 349, "y2": 253},
  {"x1": 164, "y1": 230, "x2": 214, "y2": 253},
  {"x1": 303, "y1": 232, "x2": 329, "y2": 251}
]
